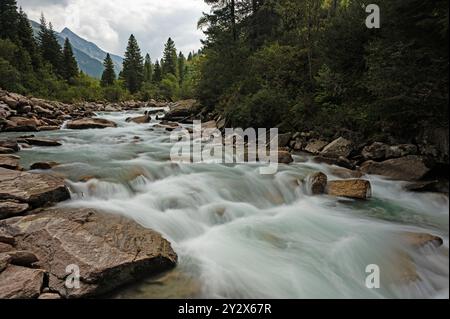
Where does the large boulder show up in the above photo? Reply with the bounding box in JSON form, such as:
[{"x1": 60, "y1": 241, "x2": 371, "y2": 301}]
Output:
[
  {"x1": 0, "y1": 208, "x2": 177, "y2": 298},
  {"x1": 360, "y1": 155, "x2": 430, "y2": 181},
  {"x1": 0, "y1": 168, "x2": 70, "y2": 208},
  {"x1": 165, "y1": 99, "x2": 198, "y2": 121},
  {"x1": 362, "y1": 142, "x2": 417, "y2": 161},
  {"x1": 320, "y1": 137, "x2": 353, "y2": 158},
  {"x1": 0, "y1": 155, "x2": 21, "y2": 170},
  {"x1": 3, "y1": 117, "x2": 40, "y2": 132},
  {"x1": 304, "y1": 140, "x2": 328, "y2": 154},
  {"x1": 0, "y1": 265, "x2": 45, "y2": 299},
  {"x1": 66, "y1": 118, "x2": 117, "y2": 130},
  {"x1": 326, "y1": 179, "x2": 372, "y2": 199},
  {"x1": 126, "y1": 114, "x2": 151, "y2": 124}
]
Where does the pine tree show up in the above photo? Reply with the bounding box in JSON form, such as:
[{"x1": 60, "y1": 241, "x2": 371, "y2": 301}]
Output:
[
  {"x1": 178, "y1": 51, "x2": 186, "y2": 84},
  {"x1": 121, "y1": 34, "x2": 144, "y2": 93},
  {"x1": 161, "y1": 37, "x2": 178, "y2": 77},
  {"x1": 0, "y1": 0, "x2": 19, "y2": 41},
  {"x1": 153, "y1": 59, "x2": 162, "y2": 83},
  {"x1": 17, "y1": 8, "x2": 40, "y2": 69},
  {"x1": 143, "y1": 53, "x2": 153, "y2": 83},
  {"x1": 62, "y1": 38, "x2": 78, "y2": 81},
  {"x1": 101, "y1": 53, "x2": 116, "y2": 87},
  {"x1": 39, "y1": 16, "x2": 63, "y2": 76}
]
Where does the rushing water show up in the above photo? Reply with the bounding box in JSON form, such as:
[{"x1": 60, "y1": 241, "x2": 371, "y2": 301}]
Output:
[{"x1": 7, "y1": 109, "x2": 449, "y2": 299}]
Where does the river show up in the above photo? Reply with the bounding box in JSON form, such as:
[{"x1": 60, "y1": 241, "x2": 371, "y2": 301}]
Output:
[{"x1": 6, "y1": 108, "x2": 449, "y2": 299}]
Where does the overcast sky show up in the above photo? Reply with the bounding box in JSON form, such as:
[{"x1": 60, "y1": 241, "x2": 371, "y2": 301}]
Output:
[{"x1": 17, "y1": 0, "x2": 210, "y2": 60}]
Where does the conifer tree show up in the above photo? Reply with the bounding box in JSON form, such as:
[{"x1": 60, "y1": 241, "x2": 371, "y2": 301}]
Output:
[
  {"x1": 0, "y1": 0, "x2": 19, "y2": 41},
  {"x1": 39, "y1": 16, "x2": 63, "y2": 76},
  {"x1": 62, "y1": 38, "x2": 78, "y2": 81},
  {"x1": 153, "y1": 59, "x2": 162, "y2": 83},
  {"x1": 178, "y1": 51, "x2": 186, "y2": 84},
  {"x1": 101, "y1": 53, "x2": 116, "y2": 87},
  {"x1": 121, "y1": 34, "x2": 144, "y2": 93},
  {"x1": 17, "y1": 7, "x2": 40, "y2": 69},
  {"x1": 161, "y1": 37, "x2": 178, "y2": 77},
  {"x1": 143, "y1": 53, "x2": 153, "y2": 83}
]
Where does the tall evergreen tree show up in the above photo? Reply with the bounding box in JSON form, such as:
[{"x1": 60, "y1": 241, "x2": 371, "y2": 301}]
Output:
[
  {"x1": 178, "y1": 51, "x2": 186, "y2": 84},
  {"x1": 153, "y1": 59, "x2": 162, "y2": 83},
  {"x1": 161, "y1": 37, "x2": 178, "y2": 77},
  {"x1": 17, "y1": 7, "x2": 40, "y2": 69},
  {"x1": 121, "y1": 34, "x2": 144, "y2": 93},
  {"x1": 62, "y1": 38, "x2": 78, "y2": 82},
  {"x1": 101, "y1": 53, "x2": 116, "y2": 87},
  {"x1": 143, "y1": 53, "x2": 153, "y2": 83},
  {"x1": 0, "y1": 0, "x2": 19, "y2": 41},
  {"x1": 39, "y1": 16, "x2": 63, "y2": 76}
]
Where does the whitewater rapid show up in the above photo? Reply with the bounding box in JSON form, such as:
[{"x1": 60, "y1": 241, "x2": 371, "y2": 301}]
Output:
[{"x1": 10, "y1": 109, "x2": 449, "y2": 299}]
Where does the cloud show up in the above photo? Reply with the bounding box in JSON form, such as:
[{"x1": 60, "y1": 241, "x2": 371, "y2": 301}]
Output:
[{"x1": 17, "y1": 0, "x2": 210, "y2": 60}]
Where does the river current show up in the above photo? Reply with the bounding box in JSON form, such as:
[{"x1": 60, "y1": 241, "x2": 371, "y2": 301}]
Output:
[{"x1": 6, "y1": 108, "x2": 449, "y2": 299}]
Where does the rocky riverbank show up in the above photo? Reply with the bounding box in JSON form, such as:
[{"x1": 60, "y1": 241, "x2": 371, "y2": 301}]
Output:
[{"x1": 0, "y1": 90, "x2": 448, "y2": 298}]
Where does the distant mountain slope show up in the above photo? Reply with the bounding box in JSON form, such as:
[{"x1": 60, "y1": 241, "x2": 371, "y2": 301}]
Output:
[{"x1": 29, "y1": 20, "x2": 123, "y2": 79}]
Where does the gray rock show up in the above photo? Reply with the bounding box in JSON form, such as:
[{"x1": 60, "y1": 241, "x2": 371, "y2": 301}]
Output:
[
  {"x1": 1, "y1": 208, "x2": 177, "y2": 298},
  {"x1": 305, "y1": 140, "x2": 328, "y2": 154},
  {"x1": 0, "y1": 265, "x2": 45, "y2": 299},
  {"x1": 0, "y1": 168, "x2": 70, "y2": 207},
  {"x1": 0, "y1": 201, "x2": 30, "y2": 219},
  {"x1": 360, "y1": 155, "x2": 431, "y2": 181},
  {"x1": 66, "y1": 118, "x2": 117, "y2": 130},
  {"x1": 320, "y1": 137, "x2": 353, "y2": 158}
]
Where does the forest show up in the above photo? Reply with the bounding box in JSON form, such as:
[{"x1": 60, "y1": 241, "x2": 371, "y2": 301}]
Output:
[{"x1": 1, "y1": 0, "x2": 449, "y2": 141}]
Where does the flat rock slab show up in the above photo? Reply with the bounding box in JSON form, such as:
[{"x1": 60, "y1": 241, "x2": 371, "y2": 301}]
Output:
[
  {"x1": 0, "y1": 155, "x2": 20, "y2": 170},
  {"x1": 22, "y1": 137, "x2": 62, "y2": 147},
  {"x1": 0, "y1": 200, "x2": 30, "y2": 219},
  {"x1": 0, "y1": 147, "x2": 15, "y2": 154},
  {"x1": 0, "y1": 168, "x2": 70, "y2": 208},
  {"x1": 0, "y1": 265, "x2": 45, "y2": 299},
  {"x1": 66, "y1": 118, "x2": 117, "y2": 130},
  {"x1": 0, "y1": 208, "x2": 177, "y2": 298}
]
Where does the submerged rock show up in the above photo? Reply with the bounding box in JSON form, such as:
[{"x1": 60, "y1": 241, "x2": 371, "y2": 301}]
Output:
[
  {"x1": 0, "y1": 168, "x2": 70, "y2": 208},
  {"x1": 66, "y1": 118, "x2": 117, "y2": 130},
  {"x1": 30, "y1": 161, "x2": 59, "y2": 170},
  {"x1": 0, "y1": 208, "x2": 177, "y2": 298},
  {"x1": 326, "y1": 179, "x2": 372, "y2": 199}
]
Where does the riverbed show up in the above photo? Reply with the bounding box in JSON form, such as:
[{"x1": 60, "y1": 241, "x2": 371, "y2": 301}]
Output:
[{"x1": 6, "y1": 108, "x2": 449, "y2": 299}]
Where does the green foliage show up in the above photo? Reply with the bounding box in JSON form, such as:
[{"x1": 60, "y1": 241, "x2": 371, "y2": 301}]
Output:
[
  {"x1": 121, "y1": 34, "x2": 144, "y2": 93},
  {"x1": 153, "y1": 59, "x2": 162, "y2": 83},
  {"x1": 162, "y1": 38, "x2": 178, "y2": 77},
  {"x1": 101, "y1": 53, "x2": 116, "y2": 87},
  {"x1": 160, "y1": 74, "x2": 180, "y2": 101},
  {"x1": 62, "y1": 38, "x2": 78, "y2": 82},
  {"x1": 143, "y1": 53, "x2": 152, "y2": 83},
  {"x1": 0, "y1": 0, "x2": 19, "y2": 41},
  {"x1": 197, "y1": 0, "x2": 449, "y2": 140}
]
